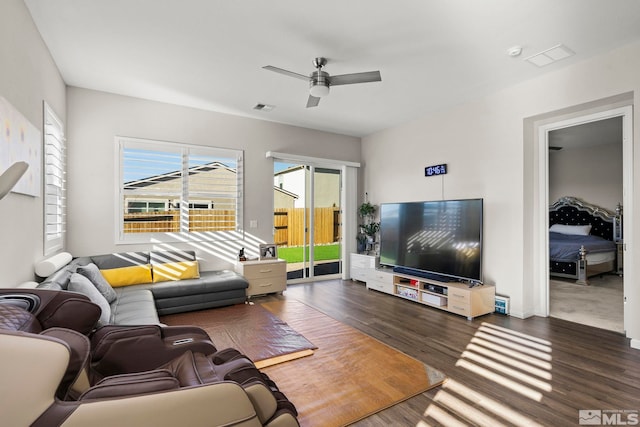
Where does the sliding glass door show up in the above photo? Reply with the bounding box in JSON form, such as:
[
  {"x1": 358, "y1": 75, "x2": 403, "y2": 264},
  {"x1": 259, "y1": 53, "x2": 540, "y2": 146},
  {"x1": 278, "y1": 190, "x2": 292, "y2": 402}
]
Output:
[{"x1": 274, "y1": 162, "x2": 342, "y2": 281}]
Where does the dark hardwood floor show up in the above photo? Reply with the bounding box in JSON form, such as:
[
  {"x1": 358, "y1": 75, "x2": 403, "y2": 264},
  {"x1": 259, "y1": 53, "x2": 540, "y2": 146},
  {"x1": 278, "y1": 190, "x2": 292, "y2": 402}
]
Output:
[{"x1": 258, "y1": 279, "x2": 640, "y2": 426}]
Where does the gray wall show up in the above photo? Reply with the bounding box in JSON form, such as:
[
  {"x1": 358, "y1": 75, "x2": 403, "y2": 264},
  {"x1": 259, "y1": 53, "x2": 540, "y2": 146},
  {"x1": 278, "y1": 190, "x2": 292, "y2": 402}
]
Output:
[
  {"x1": 549, "y1": 143, "x2": 623, "y2": 211},
  {"x1": 65, "y1": 87, "x2": 360, "y2": 271},
  {"x1": 0, "y1": 0, "x2": 66, "y2": 286}
]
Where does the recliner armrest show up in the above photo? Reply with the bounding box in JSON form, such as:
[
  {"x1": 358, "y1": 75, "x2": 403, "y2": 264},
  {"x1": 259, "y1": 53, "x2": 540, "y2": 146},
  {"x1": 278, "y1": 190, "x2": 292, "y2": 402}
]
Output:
[
  {"x1": 90, "y1": 325, "x2": 217, "y2": 380},
  {"x1": 80, "y1": 370, "x2": 179, "y2": 400}
]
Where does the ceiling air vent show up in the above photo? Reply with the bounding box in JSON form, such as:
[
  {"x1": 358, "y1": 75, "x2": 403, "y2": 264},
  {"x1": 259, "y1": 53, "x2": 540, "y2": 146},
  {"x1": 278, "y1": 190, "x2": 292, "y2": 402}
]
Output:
[
  {"x1": 525, "y1": 44, "x2": 574, "y2": 67},
  {"x1": 253, "y1": 103, "x2": 275, "y2": 112}
]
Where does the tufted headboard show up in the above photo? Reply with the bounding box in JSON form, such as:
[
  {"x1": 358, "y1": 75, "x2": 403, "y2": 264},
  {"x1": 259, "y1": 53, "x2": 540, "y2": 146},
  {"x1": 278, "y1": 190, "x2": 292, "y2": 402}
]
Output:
[{"x1": 549, "y1": 196, "x2": 620, "y2": 241}]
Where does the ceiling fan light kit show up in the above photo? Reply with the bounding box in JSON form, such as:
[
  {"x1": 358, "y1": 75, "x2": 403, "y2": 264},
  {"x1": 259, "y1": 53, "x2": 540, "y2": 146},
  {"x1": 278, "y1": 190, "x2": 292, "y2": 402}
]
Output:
[
  {"x1": 309, "y1": 71, "x2": 330, "y2": 97},
  {"x1": 263, "y1": 57, "x2": 381, "y2": 108}
]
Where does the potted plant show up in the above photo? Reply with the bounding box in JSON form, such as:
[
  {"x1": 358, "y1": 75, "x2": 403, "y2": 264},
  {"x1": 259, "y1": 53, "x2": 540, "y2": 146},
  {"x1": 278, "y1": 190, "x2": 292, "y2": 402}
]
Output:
[
  {"x1": 358, "y1": 201, "x2": 376, "y2": 218},
  {"x1": 358, "y1": 197, "x2": 380, "y2": 254}
]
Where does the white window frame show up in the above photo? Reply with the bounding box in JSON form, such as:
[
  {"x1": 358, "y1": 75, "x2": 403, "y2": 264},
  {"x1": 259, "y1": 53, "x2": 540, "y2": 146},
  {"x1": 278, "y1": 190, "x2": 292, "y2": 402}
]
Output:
[
  {"x1": 43, "y1": 102, "x2": 66, "y2": 256},
  {"x1": 115, "y1": 136, "x2": 244, "y2": 244}
]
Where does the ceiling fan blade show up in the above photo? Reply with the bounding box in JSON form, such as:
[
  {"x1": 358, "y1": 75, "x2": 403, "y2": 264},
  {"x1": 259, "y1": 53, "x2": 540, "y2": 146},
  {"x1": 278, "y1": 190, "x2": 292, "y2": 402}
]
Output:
[
  {"x1": 306, "y1": 95, "x2": 320, "y2": 108},
  {"x1": 328, "y1": 71, "x2": 381, "y2": 86},
  {"x1": 262, "y1": 65, "x2": 309, "y2": 81}
]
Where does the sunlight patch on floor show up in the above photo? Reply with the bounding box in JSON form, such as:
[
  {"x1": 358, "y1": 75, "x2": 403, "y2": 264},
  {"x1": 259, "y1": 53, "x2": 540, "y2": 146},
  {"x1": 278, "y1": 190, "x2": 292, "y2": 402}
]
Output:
[
  {"x1": 420, "y1": 322, "x2": 552, "y2": 426},
  {"x1": 421, "y1": 379, "x2": 546, "y2": 427}
]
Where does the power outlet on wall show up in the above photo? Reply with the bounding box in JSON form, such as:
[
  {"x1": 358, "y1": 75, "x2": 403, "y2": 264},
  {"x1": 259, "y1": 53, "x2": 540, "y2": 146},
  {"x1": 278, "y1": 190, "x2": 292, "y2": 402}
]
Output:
[{"x1": 249, "y1": 220, "x2": 258, "y2": 228}]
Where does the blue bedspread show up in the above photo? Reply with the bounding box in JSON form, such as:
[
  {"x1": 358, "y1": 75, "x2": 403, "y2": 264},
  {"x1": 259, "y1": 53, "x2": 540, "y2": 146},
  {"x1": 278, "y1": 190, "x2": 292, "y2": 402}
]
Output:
[{"x1": 549, "y1": 232, "x2": 616, "y2": 262}]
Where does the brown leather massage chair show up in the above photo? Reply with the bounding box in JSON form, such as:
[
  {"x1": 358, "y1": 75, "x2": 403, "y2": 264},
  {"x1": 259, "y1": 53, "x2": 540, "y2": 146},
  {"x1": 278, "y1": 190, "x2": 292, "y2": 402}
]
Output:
[{"x1": 0, "y1": 289, "x2": 299, "y2": 427}]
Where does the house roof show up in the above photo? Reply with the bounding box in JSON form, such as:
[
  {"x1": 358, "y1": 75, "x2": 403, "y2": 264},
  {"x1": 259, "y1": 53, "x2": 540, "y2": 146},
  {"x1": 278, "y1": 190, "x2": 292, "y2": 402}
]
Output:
[
  {"x1": 125, "y1": 160, "x2": 299, "y2": 199},
  {"x1": 24, "y1": 0, "x2": 640, "y2": 137},
  {"x1": 124, "y1": 161, "x2": 234, "y2": 189}
]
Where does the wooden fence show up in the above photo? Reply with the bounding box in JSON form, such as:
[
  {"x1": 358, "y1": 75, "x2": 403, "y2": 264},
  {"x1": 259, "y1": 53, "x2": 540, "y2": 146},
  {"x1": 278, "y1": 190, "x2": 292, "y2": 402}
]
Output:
[
  {"x1": 274, "y1": 207, "x2": 341, "y2": 247},
  {"x1": 124, "y1": 208, "x2": 340, "y2": 245},
  {"x1": 124, "y1": 209, "x2": 236, "y2": 233}
]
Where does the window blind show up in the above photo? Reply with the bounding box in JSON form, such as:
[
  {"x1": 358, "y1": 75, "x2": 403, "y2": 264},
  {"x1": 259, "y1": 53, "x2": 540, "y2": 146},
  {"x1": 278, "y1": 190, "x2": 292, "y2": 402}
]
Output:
[{"x1": 43, "y1": 102, "x2": 66, "y2": 255}]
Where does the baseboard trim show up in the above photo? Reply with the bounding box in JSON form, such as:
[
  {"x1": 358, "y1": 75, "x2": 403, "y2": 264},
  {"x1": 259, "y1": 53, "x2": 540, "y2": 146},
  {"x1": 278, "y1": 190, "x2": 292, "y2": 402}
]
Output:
[
  {"x1": 631, "y1": 338, "x2": 640, "y2": 350},
  {"x1": 508, "y1": 310, "x2": 535, "y2": 319}
]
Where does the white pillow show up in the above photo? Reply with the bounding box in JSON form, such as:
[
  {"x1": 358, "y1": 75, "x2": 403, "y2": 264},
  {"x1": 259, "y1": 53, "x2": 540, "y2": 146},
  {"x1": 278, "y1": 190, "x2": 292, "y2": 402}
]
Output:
[
  {"x1": 34, "y1": 252, "x2": 73, "y2": 277},
  {"x1": 549, "y1": 224, "x2": 592, "y2": 236},
  {"x1": 69, "y1": 273, "x2": 111, "y2": 326}
]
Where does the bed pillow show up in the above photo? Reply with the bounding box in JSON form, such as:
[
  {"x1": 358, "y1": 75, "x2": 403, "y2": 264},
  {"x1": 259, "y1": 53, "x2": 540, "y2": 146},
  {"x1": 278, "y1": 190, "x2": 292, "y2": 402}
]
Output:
[
  {"x1": 549, "y1": 224, "x2": 592, "y2": 236},
  {"x1": 150, "y1": 250, "x2": 200, "y2": 283},
  {"x1": 77, "y1": 263, "x2": 117, "y2": 303},
  {"x1": 68, "y1": 273, "x2": 111, "y2": 326},
  {"x1": 91, "y1": 252, "x2": 152, "y2": 287}
]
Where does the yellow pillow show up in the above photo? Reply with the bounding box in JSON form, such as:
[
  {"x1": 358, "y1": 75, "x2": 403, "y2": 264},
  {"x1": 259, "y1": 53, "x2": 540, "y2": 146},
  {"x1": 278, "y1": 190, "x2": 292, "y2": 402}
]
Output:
[
  {"x1": 100, "y1": 265, "x2": 153, "y2": 288},
  {"x1": 152, "y1": 261, "x2": 200, "y2": 283},
  {"x1": 150, "y1": 250, "x2": 200, "y2": 283},
  {"x1": 91, "y1": 252, "x2": 153, "y2": 288}
]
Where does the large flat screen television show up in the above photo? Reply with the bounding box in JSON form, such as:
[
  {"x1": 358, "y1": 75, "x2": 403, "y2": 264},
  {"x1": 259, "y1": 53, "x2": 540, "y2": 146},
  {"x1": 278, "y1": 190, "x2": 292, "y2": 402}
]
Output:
[{"x1": 379, "y1": 198, "x2": 483, "y2": 283}]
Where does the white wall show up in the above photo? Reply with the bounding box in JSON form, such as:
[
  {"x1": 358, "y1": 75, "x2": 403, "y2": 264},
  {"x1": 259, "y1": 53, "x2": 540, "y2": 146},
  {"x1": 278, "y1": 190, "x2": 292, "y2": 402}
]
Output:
[
  {"x1": 66, "y1": 87, "x2": 360, "y2": 271},
  {"x1": 0, "y1": 0, "x2": 66, "y2": 287},
  {"x1": 362, "y1": 40, "x2": 640, "y2": 346},
  {"x1": 549, "y1": 143, "x2": 623, "y2": 211}
]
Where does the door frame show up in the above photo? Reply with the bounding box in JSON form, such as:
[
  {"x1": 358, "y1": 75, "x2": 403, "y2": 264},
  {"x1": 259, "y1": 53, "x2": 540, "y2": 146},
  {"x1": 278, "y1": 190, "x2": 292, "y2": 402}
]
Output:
[
  {"x1": 534, "y1": 106, "x2": 633, "y2": 332},
  {"x1": 266, "y1": 151, "x2": 360, "y2": 283}
]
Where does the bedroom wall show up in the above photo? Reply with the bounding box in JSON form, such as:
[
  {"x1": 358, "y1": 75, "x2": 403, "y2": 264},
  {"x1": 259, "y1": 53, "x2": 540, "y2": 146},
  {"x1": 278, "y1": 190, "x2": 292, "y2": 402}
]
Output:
[
  {"x1": 549, "y1": 143, "x2": 623, "y2": 212},
  {"x1": 0, "y1": 0, "x2": 66, "y2": 287},
  {"x1": 362, "y1": 40, "x2": 640, "y2": 347},
  {"x1": 65, "y1": 87, "x2": 360, "y2": 271}
]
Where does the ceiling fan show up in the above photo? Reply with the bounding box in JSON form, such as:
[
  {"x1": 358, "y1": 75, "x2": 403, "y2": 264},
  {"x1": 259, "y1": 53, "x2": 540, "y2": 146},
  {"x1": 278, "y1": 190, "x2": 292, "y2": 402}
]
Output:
[{"x1": 263, "y1": 57, "x2": 382, "y2": 108}]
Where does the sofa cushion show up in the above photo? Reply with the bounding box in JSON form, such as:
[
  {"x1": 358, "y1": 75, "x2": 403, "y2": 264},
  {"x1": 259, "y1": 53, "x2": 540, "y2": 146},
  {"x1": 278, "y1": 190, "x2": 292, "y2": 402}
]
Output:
[
  {"x1": 91, "y1": 252, "x2": 152, "y2": 288},
  {"x1": 68, "y1": 273, "x2": 111, "y2": 326},
  {"x1": 77, "y1": 263, "x2": 117, "y2": 303},
  {"x1": 136, "y1": 270, "x2": 248, "y2": 299},
  {"x1": 111, "y1": 288, "x2": 160, "y2": 325},
  {"x1": 150, "y1": 250, "x2": 200, "y2": 283}
]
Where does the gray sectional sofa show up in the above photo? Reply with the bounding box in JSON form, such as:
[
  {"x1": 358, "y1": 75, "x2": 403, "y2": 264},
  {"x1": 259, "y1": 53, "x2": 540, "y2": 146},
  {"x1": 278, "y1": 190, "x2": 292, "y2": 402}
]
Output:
[{"x1": 36, "y1": 250, "x2": 249, "y2": 325}]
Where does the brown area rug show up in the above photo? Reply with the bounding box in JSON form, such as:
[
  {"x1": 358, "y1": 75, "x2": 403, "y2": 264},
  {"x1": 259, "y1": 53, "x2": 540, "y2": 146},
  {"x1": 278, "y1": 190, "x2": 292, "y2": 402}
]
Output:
[
  {"x1": 261, "y1": 300, "x2": 446, "y2": 427},
  {"x1": 160, "y1": 303, "x2": 317, "y2": 368}
]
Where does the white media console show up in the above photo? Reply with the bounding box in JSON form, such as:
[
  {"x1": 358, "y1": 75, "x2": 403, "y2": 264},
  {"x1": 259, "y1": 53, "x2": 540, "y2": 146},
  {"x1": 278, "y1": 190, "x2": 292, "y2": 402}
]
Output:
[{"x1": 350, "y1": 253, "x2": 495, "y2": 320}]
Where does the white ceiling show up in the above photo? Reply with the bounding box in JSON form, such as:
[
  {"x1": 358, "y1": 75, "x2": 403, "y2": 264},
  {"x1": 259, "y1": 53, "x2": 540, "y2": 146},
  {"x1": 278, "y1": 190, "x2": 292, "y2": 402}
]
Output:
[{"x1": 24, "y1": 0, "x2": 640, "y2": 137}]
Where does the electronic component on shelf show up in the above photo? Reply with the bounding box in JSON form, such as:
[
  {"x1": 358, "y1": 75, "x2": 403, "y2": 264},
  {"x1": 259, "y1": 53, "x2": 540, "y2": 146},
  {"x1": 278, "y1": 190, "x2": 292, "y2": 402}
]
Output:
[{"x1": 424, "y1": 283, "x2": 447, "y2": 295}]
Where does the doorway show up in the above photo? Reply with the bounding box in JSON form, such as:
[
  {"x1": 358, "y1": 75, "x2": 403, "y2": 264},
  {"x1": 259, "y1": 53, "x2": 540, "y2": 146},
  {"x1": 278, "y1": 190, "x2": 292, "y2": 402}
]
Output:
[
  {"x1": 273, "y1": 162, "x2": 343, "y2": 281},
  {"x1": 547, "y1": 117, "x2": 624, "y2": 332},
  {"x1": 536, "y1": 105, "x2": 633, "y2": 334}
]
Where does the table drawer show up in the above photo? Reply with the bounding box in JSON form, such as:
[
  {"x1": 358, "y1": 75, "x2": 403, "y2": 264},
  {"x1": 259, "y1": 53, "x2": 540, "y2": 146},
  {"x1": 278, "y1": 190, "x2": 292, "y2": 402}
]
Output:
[
  {"x1": 350, "y1": 254, "x2": 377, "y2": 269},
  {"x1": 368, "y1": 270, "x2": 393, "y2": 284},
  {"x1": 241, "y1": 262, "x2": 286, "y2": 280},
  {"x1": 248, "y1": 278, "x2": 286, "y2": 295},
  {"x1": 351, "y1": 268, "x2": 369, "y2": 282},
  {"x1": 448, "y1": 288, "x2": 471, "y2": 305},
  {"x1": 367, "y1": 279, "x2": 394, "y2": 294},
  {"x1": 447, "y1": 302, "x2": 471, "y2": 316}
]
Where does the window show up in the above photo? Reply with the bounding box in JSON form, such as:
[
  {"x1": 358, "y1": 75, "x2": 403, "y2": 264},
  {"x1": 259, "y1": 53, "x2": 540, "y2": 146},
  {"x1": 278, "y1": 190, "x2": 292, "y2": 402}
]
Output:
[
  {"x1": 117, "y1": 137, "x2": 243, "y2": 242},
  {"x1": 43, "y1": 102, "x2": 66, "y2": 255}
]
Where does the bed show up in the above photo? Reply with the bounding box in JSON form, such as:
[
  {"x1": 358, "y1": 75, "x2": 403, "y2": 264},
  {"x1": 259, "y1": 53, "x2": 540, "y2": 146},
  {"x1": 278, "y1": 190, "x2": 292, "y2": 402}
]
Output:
[{"x1": 549, "y1": 196, "x2": 622, "y2": 285}]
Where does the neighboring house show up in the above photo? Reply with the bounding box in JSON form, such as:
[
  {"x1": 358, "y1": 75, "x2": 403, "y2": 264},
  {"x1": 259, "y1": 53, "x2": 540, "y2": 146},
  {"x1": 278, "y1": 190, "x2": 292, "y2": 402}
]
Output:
[
  {"x1": 124, "y1": 160, "x2": 298, "y2": 213},
  {"x1": 274, "y1": 165, "x2": 340, "y2": 209},
  {"x1": 274, "y1": 186, "x2": 298, "y2": 209},
  {"x1": 123, "y1": 162, "x2": 238, "y2": 213}
]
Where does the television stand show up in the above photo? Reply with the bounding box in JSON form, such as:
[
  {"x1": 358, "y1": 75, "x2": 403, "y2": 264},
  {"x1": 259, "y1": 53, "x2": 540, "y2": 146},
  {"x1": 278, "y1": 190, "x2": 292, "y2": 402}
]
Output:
[{"x1": 390, "y1": 271, "x2": 495, "y2": 320}]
